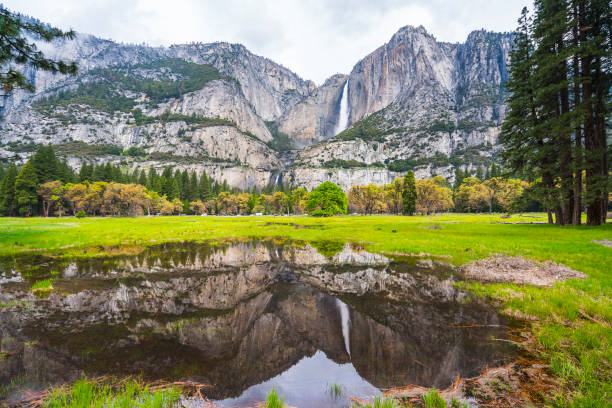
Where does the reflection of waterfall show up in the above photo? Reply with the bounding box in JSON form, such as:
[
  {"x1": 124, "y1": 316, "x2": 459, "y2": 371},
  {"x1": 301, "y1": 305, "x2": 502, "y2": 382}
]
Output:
[
  {"x1": 334, "y1": 80, "x2": 350, "y2": 135},
  {"x1": 336, "y1": 298, "x2": 351, "y2": 357}
]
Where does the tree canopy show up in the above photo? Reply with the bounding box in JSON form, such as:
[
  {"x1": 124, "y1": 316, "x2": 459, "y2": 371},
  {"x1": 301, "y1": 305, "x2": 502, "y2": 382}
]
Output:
[{"x1": 306, "y1": 181, "x2": 347, "y2": 216}]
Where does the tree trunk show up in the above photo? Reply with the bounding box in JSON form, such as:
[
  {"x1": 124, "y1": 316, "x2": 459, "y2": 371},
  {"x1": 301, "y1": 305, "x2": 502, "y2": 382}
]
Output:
[
  {"x1": 594, "y1": 54, "x2": 608, "y2": 224},
  {"x1": 572, "y1": 3, "x2": 582, "y2": 225},
  {"x1": 580, "y1": 2, "x2": 602, "y2": 225},
  {"x1": 547, "y1": 208, "x2": 554, "y2": 224}
]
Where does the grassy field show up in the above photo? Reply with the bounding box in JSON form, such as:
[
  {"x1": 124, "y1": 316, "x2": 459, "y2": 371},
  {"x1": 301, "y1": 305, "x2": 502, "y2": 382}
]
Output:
[{"x1": 1, "y1": 213, "x2": 611, "y2": 406}]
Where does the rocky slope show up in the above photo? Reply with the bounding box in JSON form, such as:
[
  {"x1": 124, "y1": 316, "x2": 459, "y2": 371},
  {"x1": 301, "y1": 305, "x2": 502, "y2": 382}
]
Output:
[{"x1": 0, "y1": 23, "x2": 513, "y2": 189}]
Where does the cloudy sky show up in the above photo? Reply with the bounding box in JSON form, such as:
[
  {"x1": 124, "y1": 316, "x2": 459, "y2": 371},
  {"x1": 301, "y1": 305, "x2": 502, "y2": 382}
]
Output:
[{"x1": 6, "y1": 0, "x2": 531, "y2": 84}]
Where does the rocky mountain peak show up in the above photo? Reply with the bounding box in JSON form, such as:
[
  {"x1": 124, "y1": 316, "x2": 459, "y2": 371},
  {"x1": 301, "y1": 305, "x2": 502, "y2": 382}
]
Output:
[{"x1": 1, "y1": 21, "x2": 515, "y2": 191}]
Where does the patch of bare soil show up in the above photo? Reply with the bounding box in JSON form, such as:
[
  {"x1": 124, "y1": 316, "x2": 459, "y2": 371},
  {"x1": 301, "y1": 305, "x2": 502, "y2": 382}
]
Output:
[
  {"x1": 460, "y1": 255, "x2": 586, "y2": 286},
  {"x1": 593, "y1": 239, "x2": 612, "y2": 248}
]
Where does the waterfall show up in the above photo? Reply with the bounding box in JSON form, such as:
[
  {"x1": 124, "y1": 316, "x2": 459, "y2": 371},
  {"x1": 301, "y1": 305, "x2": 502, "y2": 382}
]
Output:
[
  {"x1": 336, "y1": 298, "x2": 351, "y2": 357},
  {"x1": 334, "y1": 80, "x2": 350, "y2": 135}
]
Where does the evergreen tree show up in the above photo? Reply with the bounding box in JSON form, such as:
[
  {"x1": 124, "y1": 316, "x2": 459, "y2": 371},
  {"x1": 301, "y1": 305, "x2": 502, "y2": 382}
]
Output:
[
  {"x1": 138, "y1": 170, "x2": 148, "y2": 187},
  {"x1": 501, "y1": 1, "x2": 610, "y2": 225},
  {"x1": 79, "y1": 163, "x2": 93, "y2": 182},
  {"x1": 91, "y1": 164, "x2": 105, "y2": 181},
  {"x1": 475, "y1": 166, "x2": 484, "y2": 181},
  {"x1": 58, "y1": 160, "x2": 75, "y2": 184},
  {"x1": 0, "y1": 164, "x2": 18, "y2": 216},
  {"x1": 454, "y1": 168, "x2": 466, "y2": 190},
  {"x1": 180, "y1": 170, "x2": 189, "y2": 200},
  {"x1": 188, "y1": 172, "x2": 199, "y2": 202},
  {"x1": 199, "y1": 171, "x2": 212, "y2": 200},
  {"x1": 167, "y1": 178, "x2": 180, "y2": 200},
  {"x1": 14, "y1": 161, "x2": 38, "y2": 216},
  {"x1": 30, "y1": 145, "x2": 60, "y2": 183},
  {"x1": 103, "y1": 162, "x2": 113, "y2": 182},
  {"x1": 402, "y1": 171, "x2": 417, "y2": 215},
  {"x1": 490, "y1": 163, "x2": 501, "y2": 178}
]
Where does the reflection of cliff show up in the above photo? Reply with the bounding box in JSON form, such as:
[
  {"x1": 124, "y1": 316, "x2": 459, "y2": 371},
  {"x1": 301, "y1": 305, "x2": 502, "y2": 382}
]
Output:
[{"x1": 0, "y1": 241, "x2": 516, "y2": 402}]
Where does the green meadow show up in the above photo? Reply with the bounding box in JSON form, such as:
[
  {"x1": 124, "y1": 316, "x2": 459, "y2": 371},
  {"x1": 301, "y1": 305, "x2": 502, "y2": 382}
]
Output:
[{"x1": 1, "y1": 213, "x2": 610, "y2": 406}]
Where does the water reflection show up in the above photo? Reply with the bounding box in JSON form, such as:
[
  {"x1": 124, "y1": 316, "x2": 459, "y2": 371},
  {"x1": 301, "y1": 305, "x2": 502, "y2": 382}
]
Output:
[{"x1": 0, "y1": 241, "x2": 518, "y2": 407}]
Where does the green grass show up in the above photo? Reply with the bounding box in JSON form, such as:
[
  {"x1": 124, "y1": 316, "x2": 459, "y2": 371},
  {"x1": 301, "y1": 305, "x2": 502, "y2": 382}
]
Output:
[
  {"x1": 44, "y1": 378, "x2": 180, "y2": 407},
  {"x1": 265, "y1": 387, "x2": 285, "y2": 408},
  {"x1": 0, "y1": 213, "x2": 611, "y2": 406},
  {"x1": 354, "y1": 395, "x2": 400, "y2": 408},
  {"x1": 31, "y1": 278, "x2": 54, "y2": 293},
  {"x1": 422, "y1": 390, "x2": 447, "y2": 408}
]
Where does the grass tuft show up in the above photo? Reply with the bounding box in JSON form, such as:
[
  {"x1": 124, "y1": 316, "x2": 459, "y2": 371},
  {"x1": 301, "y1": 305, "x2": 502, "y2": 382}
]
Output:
[
  {"x1": 44, "y1": 377, "x2": 180, "y2": 408},
  {"x1": 265, "y1": 386, "x2": 285, "y2": 408},
  {"x1": 31, "y1": 278, "x2": 54, "y2": 293},
  {"x1": 422, "y1": 389, "x2": 447, "y2": 408},
  {"x1": 354, "y1": 395, "x2": 399, "y2": 408}
]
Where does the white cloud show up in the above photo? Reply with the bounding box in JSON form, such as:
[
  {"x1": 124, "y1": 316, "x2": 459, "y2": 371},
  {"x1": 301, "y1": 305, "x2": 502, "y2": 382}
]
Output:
[{"x1": 4, "y1": 0, "x2": 531, "y2": 84}]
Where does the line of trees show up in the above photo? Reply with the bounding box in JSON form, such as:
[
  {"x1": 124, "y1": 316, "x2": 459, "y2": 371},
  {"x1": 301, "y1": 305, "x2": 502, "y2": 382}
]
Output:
[
  {"x1": 0, "y1": 146, "x2": 262, "y2": 216},
  {"x1": 0, "y1": 145, "x2": 578, "y2": 218},
  {"x1": 348, "y1": 174, "x2": 528, "y2": 216},
  {"x1": 501, "y1": 1, "x2": 610, "y2": 225}
]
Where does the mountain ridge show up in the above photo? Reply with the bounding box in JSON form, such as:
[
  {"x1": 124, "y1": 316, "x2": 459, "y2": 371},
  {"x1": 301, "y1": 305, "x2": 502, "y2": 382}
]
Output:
[{"x1": 0, "y1": 23, "x2": 513, "y2": 190}]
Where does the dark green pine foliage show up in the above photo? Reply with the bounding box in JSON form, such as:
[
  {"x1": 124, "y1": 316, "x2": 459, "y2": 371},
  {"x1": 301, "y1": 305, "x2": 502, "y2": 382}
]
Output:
[
  {"x1": 14, "y1": 161, "x2": 38, "y2": 216},
  {"x1": 199, "y1": 171, "x2": 212, "y2": 201},
  {"x1": 454, "y1": 168, "x2": 466, "y2": 190},
  {"x1": 78, "y1": 163, "x2": 93, "y2": 182},
  {"x1": 475, "y1": 166, "x2": 484, "y2": 181},
  {"x1": 57, "y1": 160, "x2": 75, "y2": 183},
  {"x1": 168, "y1": 178, "x2": 180, "y2": 200},
  {"x1": 160, "y1": 167, "x2": 173, "y2": 197},
  {"x1": 533, "y1": 0, "x2": 574, "y2": 225},
  {"x1": 138, "y1": 170, "x2": 148, "y2": 187},
  {"x1": 402, "y1": 171, "x2": 417, "y2": 215},
  {"x1": 188, "y1": 172, "x2": 199, "y2": 202},
  {"x1": 0, "y1": 6, "x2": 77, "y2": 92},
  {"x1": 180, "y1": 170, "x2": 190, "y2": 200},
  {"x1": 91, "y1": 164, "x2": 105, "y2": 182},
  {"x1": 501, "y1": 1, "x2": 610, "y2": 225},
  {"x1": 0, "y1": 164, "x2": 18, "y2": 216},
  {"x1": 30, "y1": 145, "x2": 60, "y2": 183},
  {"x1": 501, "y1": 6, "x2": 559, "y2": 223},
  {"x1": 490, "y1": 163, "x2": 501, "y2": 178}
]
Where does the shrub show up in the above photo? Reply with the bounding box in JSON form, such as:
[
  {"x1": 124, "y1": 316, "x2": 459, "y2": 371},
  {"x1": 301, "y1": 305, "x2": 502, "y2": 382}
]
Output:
[{"x1": 75, "y1": 211, "x2": 86, "y2": 218}]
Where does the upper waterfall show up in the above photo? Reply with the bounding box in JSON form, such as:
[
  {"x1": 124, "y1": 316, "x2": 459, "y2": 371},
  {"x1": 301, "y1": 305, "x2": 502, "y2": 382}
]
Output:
[{"x1": 334, "y1": 80, "x2": 350, "y2": 135}]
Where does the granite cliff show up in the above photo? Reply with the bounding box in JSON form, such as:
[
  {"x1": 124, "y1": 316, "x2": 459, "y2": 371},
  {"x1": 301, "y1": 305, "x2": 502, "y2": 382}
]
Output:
[{"x1": 0, "y1": 24, "x2": 512, "y2": 189}]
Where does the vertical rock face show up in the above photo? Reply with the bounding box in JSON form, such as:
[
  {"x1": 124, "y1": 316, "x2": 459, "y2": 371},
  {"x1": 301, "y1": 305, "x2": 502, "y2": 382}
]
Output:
[
  {"x1": 0, "y1": 22, "x2": 513, "y2": 189},
  {"x1": 167, "y1": 42, "x2": 316, "y2": 121},
  {"x1": 346, "y1": 25, "x2": 455, "y2": 124},
  {"x1": 284, "y1": 26, "x2": 513, "y2": 187},
  {"x1": 277, "y1": 74, "x2": 348, "y2": 148}
]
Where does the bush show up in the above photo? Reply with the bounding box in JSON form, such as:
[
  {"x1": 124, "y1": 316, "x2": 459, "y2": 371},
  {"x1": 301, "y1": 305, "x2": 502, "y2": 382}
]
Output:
[{"x1": 75, "y1": 211, "x2": 86, "y2": 218}]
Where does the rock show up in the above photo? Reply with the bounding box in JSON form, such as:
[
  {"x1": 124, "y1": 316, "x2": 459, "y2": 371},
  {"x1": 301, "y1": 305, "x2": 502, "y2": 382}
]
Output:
[{"x1": 0, "y1": 24, "x2": 513, "y2": 189}]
